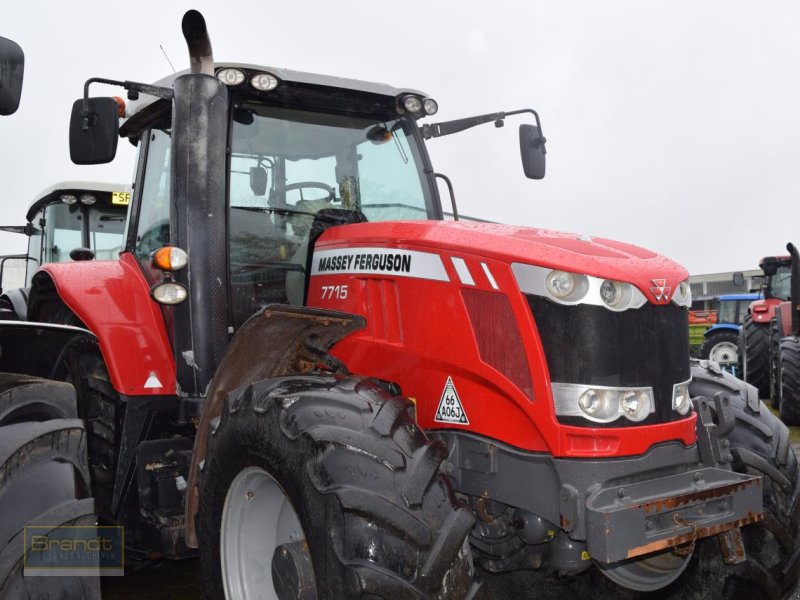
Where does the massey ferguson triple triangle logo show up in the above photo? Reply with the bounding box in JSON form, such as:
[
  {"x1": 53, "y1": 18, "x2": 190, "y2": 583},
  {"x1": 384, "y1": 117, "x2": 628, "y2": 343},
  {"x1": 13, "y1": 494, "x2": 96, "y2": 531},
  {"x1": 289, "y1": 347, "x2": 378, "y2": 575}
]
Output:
[{"x1": 649, "y1": 279, "x2": 672, "y2": 303}]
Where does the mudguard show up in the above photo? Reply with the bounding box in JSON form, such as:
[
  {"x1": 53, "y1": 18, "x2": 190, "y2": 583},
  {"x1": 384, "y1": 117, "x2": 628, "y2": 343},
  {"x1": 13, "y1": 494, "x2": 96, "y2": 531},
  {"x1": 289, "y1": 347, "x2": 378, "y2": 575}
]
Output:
[
  {"x1": 30, "y1": 253, "x2": 175, "y2": 396},
  {"x1": 184, "y1": 305, "x2": 364, "y2": 548},
  {"x1": 0, "y1": 321, "x2": 95, "y2": 379}
]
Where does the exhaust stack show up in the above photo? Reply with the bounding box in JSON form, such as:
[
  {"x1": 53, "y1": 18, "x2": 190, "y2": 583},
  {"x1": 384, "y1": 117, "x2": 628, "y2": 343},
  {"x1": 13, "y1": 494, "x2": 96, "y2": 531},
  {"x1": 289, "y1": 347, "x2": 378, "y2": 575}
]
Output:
[{"x1": 182, "y1": 10, "x2": 214, "y2": 75}]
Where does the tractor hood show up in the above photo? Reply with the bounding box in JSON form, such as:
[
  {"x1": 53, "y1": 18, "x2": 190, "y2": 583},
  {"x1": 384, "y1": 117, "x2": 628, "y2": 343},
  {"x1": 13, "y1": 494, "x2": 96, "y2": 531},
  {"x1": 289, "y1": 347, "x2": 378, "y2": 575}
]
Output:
[{"x1": 315, "y1": 220, "x2": 688, "y2": 303}]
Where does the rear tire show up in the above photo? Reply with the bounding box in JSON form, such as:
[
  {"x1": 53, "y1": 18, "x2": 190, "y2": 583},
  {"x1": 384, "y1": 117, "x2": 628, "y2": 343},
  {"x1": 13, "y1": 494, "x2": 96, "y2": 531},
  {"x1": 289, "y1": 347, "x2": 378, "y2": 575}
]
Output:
[
  {"x1": 779, "y1": 336, "x2": 800, "y2": 426},
  {"x1": 0, "y1": 419, "x2": 100, "y2": 599},
  {"x1": 198, "y1": 375, "x2": 476, "y2": 600},
  {"x1": 741, "y1": 315, "x2": 771, "y2": 398},
  {"x1": 686, "y1": 363, "x2": 800, "y2": 599}
]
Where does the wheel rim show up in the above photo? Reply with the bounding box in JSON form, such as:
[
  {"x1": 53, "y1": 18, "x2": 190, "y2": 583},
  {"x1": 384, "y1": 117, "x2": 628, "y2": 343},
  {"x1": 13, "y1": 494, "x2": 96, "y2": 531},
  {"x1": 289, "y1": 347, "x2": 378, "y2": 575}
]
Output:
[
  {"x1": 221, "y1": 466, "x2": 308, "y2": 600},
  {"x1": 597, "y1": 546, "x2": 692, "y2": 591},
  {"x1": 709, "y1": 341, "x2": 738, "y2": 365}
]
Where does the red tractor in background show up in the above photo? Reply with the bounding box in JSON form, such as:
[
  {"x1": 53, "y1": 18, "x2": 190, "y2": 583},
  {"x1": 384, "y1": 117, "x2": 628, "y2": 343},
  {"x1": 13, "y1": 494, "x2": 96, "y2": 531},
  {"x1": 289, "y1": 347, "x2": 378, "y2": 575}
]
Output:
[
  {"x1": 740, "y1": 254, "x2": 792, "y2": 403},
  {"x1": 0, "y1": 11, "x2": 798, "y2": 600},
  {"x1": 774, "y1": 243, "x2": 800, "y2": 423}
]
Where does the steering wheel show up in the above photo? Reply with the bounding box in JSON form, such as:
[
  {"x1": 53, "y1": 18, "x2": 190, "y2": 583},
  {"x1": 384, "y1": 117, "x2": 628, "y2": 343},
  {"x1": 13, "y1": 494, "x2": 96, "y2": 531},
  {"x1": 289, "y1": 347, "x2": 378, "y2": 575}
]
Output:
[{"x1": 281, "y1": 181, "x2": 336, "y2": 203}]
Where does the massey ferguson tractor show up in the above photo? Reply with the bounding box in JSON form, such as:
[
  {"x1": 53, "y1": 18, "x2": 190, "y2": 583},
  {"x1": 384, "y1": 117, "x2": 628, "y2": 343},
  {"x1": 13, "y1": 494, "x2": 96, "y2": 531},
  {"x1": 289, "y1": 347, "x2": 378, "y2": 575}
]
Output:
[
  {"x1": 740, "y1": 254, "x2": 792, "y2": 403},
  {"x1": 0, "y1": 181, "x2": 130, "y2": 319},
  {"x1": 0, "y1": 10, "x2": 798, "y2": 600}
]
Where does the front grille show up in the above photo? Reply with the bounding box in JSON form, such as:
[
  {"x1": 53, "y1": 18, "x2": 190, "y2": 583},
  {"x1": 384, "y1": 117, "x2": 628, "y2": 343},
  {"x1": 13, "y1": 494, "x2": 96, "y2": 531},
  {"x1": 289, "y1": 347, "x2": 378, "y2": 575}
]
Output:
[{"x1": 526, "y1": 296, "x2": 690, "y2": 427}]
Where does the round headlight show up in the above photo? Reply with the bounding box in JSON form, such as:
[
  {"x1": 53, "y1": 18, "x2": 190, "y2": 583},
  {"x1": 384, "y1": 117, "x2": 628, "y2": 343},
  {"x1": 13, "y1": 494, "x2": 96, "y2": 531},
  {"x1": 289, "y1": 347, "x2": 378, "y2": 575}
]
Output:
[
  {"x1": 151, "y1": 282, "x2": 188, "y2": 305},
  {"x1": 578, "y1": 389, "x2": 617, "y2": 421},
  {"x1": 422, "y1": 98, "x2": 438, "y2": 115},
  {"x1": 61, "y1": 194, "x2": 78, "y2": 205},
  {"x1": 251, "y1": 72, "x2": 279, "y2": 92},
  {"x1": 217, "y1": 68, "x2": 245, "y2": 86},
  {"x1": 600, "y1": 279, "x2": 632, "y2": 309},
  {"x1": 546, "y1": 270, "x2": 575, "y2": 299},
  {"x1": 80, "y1": 194, "x2": 97, "y2": 205},
  {"x1": 620, "y1": 391, "x2": 650, "y2": 422},
  {"x1": 600, "y1": 280, "x2": 623, "y2": 307},
  {"x1": 403, "y1": 95, "x2": 422, "y2": 113},
  {"x1": 578, "y1": 390, "x2": 602, "y2": 416}
]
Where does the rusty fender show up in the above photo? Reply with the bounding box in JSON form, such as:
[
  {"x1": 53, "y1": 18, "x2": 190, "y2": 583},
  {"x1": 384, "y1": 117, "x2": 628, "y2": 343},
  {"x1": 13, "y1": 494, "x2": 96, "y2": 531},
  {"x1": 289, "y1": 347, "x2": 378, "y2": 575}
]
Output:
[{"x1": 184, "y1": 305, "x2": 365, "y2": 548}]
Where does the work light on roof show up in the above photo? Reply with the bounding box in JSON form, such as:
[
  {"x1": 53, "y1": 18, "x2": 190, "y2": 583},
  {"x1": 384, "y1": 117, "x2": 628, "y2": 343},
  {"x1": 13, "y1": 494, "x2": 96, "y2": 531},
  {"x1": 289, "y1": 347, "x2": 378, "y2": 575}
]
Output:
[
  {"x1": 251, "y1": 72, "x2": 279, "y2": 92},
  {"x1": 80, "y1": 194, "x2": 97, "y2": 205},
  {"x1": 217, "y1": 68, "x2": 245, "y2": 86},
  {"x1": 402, "y1": 95, "x2": 423, "y2": 114},
  {"x1": 60, "y1": 194, "x2": 78, "y2": 205},
  {"x1": 422, "y1": 98, "x2": 438, "y2": 115}
]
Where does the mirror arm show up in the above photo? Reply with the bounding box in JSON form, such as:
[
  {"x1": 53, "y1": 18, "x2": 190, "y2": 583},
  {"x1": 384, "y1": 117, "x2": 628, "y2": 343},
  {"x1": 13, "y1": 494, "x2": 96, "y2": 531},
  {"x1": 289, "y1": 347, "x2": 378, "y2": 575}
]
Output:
[
  {"x1": 420, "y1": 107, "x2": 546, "y2": 149},
  {"x1": 81, "y1": 77, "x2": 174, "y2": 129}
]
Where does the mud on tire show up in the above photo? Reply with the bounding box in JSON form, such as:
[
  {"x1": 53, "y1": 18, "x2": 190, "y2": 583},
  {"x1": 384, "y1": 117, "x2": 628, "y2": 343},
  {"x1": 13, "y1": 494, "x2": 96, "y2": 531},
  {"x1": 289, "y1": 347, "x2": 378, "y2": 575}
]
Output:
[
  {"x1": 687, "y1": 362, "x2": 800, "y2": 599},
  {"x1": 198, "y1": 375, "x2": 476, "y2": 600}
]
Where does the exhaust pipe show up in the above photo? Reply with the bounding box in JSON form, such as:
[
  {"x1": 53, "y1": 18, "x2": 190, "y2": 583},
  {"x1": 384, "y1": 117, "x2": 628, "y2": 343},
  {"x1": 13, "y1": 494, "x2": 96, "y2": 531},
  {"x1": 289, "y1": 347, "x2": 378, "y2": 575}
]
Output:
[{"x1": 182, "y1": 10, "x2": 214, "y2": 75}]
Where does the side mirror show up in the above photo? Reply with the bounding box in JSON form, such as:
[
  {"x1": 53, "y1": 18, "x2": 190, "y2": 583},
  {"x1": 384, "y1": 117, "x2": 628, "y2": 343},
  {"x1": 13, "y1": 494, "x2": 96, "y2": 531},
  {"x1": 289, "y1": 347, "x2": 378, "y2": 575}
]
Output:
[
  {"x1": 0, "y1": 37, "x2": 24, "y2": 116},
  {"x1": 69, "y1": 97, "x2": 120, "y2": 164},
  {"x1": 732, "y1": 272, "x2": 744, "y2": 287},
  {"x1": 250, "y1": 166, "x2": 268, "y2": 196},
  {"x1": 761, "y1": 256, "x2": 778, "y2": 277},
  {"x1": 519, "y1": 124, "x2": 546, "y2": 180},
  {"x1": 69, "y1": 247, "x2": 95, "y2": 262}
]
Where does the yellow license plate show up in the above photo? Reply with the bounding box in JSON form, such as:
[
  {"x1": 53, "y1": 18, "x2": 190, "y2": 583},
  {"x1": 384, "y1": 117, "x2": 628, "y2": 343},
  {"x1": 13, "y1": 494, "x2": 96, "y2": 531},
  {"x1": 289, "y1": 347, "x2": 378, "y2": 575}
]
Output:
[{"x1": 112, "y1": 191, "x2": 131, "y2": 206}]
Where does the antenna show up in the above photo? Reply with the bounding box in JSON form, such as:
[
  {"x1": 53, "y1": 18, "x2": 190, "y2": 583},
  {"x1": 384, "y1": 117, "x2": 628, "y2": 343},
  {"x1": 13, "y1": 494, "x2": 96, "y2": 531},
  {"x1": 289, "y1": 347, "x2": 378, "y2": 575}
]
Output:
[{"x1": 160, "y1": 44, "x2": 177, "y2": 73}]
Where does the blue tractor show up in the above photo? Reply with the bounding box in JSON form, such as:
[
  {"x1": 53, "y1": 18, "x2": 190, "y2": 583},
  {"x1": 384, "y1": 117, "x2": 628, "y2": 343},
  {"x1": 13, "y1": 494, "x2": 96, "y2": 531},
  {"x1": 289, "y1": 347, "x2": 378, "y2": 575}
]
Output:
[{"x1": 699, "y1": 292, "x2": 761, "y2": 373}]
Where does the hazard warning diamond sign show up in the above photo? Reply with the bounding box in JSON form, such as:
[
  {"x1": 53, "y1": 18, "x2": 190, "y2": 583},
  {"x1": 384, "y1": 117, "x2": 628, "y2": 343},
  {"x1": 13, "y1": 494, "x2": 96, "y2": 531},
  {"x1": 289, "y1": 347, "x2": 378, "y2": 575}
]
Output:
[{"x1": 434, "y1": 376, "x2": 469, "y2": 424}]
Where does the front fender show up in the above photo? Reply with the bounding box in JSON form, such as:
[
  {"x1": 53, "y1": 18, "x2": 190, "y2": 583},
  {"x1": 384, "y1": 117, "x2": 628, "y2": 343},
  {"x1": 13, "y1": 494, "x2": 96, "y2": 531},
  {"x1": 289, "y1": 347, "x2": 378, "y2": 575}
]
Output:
[
  {"x1": 184, "y1": 305, "x2": 364, "y2": 548},
  {"x1": 749, "y1": 298, "x2": 780, "y2": 324},
  {"x1": 29, "y1": 253, "x2": 175, "y2": 396},
  {"x1": 0, "y1": 321, "x2": 95, "y2": 379},
  {"x1": 703, "y1": 323, "x2": 740, "y2": 338}
]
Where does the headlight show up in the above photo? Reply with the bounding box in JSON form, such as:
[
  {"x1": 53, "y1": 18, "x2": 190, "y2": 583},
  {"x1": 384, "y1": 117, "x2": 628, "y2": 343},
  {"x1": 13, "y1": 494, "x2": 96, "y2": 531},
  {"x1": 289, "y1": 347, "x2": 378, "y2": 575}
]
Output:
[
  {"x1": 422, "y1": 98, "x2": 438, "y2": 115},
  {"x1": 600, "y1": 279, "x2": 633, "y2": 309},
  {"x1": 402, "y1": 95, "x2": 422, "y2": 113},
  {"x1": 553, "y1": 382, "x2": 655, "y2": 424},
  {"x1": 512, "y1": 263, "x2": 647, "y2": 311},
  {"x1": 151, "y1": 281, "x2": 188, "y2": 305},
  {"x1": 251, "y1": 72, "x2": 279, "y2": 91},
  {"x1": 672, "y1": 379, "x2": 692, "y2": 415},
  {"x1": 217, "y1": 67, "x2": 245, "y2": 86},
  {"x1": 672, "y1": 279, "x2": 692, "y2": 307}
]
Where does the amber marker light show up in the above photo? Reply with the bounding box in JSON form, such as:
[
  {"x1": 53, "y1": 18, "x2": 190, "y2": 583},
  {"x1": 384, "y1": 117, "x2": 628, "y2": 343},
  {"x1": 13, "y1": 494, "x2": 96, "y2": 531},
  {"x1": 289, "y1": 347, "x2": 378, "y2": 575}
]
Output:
[{"x1": 152, "y1": 246, "x2": 189, "y2": 271}]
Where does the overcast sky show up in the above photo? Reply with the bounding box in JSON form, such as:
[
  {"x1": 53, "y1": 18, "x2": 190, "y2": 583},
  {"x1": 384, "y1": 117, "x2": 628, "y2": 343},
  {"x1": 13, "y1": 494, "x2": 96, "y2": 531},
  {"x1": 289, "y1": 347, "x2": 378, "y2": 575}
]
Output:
[{"x1": 1, "y1": 1, "x2": 798, "y2": 275}]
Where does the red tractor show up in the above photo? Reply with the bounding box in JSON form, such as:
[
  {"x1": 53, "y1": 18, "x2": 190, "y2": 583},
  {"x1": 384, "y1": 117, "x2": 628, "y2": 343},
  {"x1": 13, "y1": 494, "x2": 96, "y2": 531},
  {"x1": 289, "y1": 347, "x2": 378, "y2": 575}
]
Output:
[
  {"x1": 0, "y1": 11, "x2": 798, "y2": 599},
  {"x1": 740, "y1": 254, "x2": 792, "y2": 403}
]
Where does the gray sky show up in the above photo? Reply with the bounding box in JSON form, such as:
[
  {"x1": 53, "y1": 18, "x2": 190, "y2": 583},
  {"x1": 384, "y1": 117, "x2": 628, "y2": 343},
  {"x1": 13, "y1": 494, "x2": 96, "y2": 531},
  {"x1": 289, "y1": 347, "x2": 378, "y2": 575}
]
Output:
[{"x1": 1, "y1": 1, "x2": 798, "y2": 275}]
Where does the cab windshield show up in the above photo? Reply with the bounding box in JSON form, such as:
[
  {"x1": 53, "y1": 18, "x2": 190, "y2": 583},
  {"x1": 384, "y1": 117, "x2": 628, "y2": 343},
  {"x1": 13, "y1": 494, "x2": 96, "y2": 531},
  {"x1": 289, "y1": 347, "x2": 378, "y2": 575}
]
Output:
[
  {"x1": 227, "y1": 100, "x2": 434, "y2": 326},
  {"x1": 767, "y1": 265, "x2": 791, "y2": 301}
]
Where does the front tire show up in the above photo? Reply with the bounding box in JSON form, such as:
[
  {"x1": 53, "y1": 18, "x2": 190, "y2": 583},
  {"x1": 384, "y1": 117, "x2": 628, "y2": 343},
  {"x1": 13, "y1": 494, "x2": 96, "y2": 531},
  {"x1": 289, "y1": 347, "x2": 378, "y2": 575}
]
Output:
[
  {"x1": 699, "y1": 330, "x2": 740, "y2": 368},
  {"x1": 198, "y1": 375, "x2": 476, "y2": 600},
  {"x1": 687, "y1": 362, "x2": 800, "y2": 598}
]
